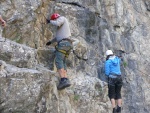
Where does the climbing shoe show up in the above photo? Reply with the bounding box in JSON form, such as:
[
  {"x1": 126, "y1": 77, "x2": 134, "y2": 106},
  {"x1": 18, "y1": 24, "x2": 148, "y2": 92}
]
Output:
[
  {"x1": 116, "y1": 106, "x2": 121, "y2": 113},
  {"x1": 113, "y1": 108, "x2": 117, "y2": 113},
  {"x1": 66, "y1": 79, "x2": 71, "y2": 86},
  {"x1": 57, "y1": 79, "x2": 71, "y2": 90}
]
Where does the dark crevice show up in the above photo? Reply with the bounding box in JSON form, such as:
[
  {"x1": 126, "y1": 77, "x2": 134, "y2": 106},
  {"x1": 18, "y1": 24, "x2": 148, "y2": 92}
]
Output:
[
  {"x1": 61, "y1": 2, "x2": 85, "y2": 8},
  {"x1": 113, "y1": 25, "x2": 121, "y2": 30},
  {"x1": 145, "y1": 1, "x2": 150, "y2": 11}
]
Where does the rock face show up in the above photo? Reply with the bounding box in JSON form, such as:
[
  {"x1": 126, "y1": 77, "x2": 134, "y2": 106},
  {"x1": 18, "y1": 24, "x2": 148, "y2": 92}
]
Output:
[{"x1": 0, "y1": 0, "x2": 150, "y2": 113}]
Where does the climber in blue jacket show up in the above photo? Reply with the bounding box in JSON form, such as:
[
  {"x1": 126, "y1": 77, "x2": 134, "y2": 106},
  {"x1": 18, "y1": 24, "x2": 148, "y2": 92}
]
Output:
[{"x1": 105, "y1": 50, "x2": 123, "y2": 113}]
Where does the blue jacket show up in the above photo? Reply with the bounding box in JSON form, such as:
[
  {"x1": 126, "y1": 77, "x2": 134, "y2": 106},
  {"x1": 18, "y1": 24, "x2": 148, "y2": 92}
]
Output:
[{"x1": 105, "y1": 56, "x2": 121, "y2": 76}]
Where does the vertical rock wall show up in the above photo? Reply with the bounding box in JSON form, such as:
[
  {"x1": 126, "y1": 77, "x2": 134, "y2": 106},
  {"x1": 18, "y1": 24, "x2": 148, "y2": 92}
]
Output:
[{"x1": 0, "y1": 0, "x2": 150, "y2": 113}]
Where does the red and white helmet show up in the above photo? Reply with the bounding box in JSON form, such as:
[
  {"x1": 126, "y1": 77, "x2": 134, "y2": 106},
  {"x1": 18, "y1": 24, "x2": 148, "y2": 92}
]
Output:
[{"x1": 50, "y1": 13, "x2": 60, "y2": 20}]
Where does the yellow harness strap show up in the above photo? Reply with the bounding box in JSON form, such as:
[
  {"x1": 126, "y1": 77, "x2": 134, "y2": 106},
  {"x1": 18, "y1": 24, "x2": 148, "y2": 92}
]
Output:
[{"x1": 55, "y1": 46, "x2": 70, "y2": 58}]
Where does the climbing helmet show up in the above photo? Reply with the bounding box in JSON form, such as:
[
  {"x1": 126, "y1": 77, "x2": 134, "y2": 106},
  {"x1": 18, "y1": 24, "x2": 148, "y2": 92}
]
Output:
[
  {"x1": 106, "y1": 50, "x2": 113, "y2": 56},
  {"x1": 50, "y1": 13, "x2": 60, "y2": 20}
]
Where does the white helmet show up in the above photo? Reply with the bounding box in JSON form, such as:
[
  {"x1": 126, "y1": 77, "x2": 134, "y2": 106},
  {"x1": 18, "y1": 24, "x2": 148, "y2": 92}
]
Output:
[{"x1": 106, "y1": 50, "x2": 113, "y2": 56}]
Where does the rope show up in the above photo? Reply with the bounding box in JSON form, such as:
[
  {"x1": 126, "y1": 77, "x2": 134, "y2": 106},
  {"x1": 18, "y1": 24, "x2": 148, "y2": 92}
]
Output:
[{"x1": 73, "y1": 50, "x2": 88, "y2": 61}]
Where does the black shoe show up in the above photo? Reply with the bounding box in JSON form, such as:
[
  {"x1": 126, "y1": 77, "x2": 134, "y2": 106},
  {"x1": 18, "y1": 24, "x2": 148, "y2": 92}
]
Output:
[
  {"x1": 113, "y1": 108, "x2": 117, "y2": 113},
  {"x1": 66, "y1": 79, "x2": 71, "y2": 86},
  {"x1": 57, "y1": 79, "x2": 71, "y2": 90},
  {"x1": 116, "y1": 106, "x2": 121, "y2": 113}
]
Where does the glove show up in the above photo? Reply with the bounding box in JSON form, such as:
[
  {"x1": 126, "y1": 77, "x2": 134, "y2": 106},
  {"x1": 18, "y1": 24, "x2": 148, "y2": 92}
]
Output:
[
  {"x1": 46, "y1": 41, "x2": 51, "y2": 46},
  {"x1": 46, "y1": 19, "x2": 50, "y2": 24}
]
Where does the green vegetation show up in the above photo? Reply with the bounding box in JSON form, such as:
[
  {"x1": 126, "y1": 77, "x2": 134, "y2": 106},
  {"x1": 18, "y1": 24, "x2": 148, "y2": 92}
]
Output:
[
  {"x1": 74, "y1": 94, "x2": 80, "y2": 101},
  {"x1": 123, "y1": 61, "x2": 127, "y2": 67}
]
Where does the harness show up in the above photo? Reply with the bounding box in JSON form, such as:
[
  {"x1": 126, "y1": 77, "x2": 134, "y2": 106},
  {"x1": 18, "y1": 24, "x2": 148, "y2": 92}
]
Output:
[
  {"x1": 55, "y1": 45, "x2": 72, "y2": 58},
  {"x1": 55, "y1": 38, "x2": 73, "y2": 58},
  {"x1": 55, "y1": 38, "x2": 88, "y2": 61}
]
